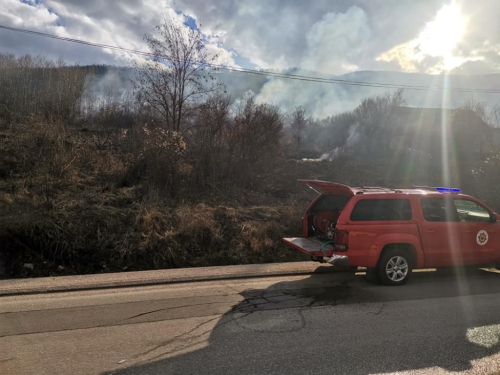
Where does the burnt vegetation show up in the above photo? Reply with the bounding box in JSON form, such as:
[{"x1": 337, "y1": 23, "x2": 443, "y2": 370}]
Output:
[{"x1": 1, "y1": 21, "x2": 500, "y2": 278}]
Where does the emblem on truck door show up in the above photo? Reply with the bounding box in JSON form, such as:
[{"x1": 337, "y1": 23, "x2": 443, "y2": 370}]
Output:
[{"x1": 476, "y1": 230, "x2": 489, "y2": 246}]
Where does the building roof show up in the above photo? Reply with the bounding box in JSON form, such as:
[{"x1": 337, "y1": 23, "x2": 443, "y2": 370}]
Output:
[{"x1": 392, "y1": 107, "x2": 491, "y2": 133}]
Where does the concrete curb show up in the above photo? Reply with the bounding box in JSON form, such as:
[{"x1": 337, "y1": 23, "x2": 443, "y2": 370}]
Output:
[{"x1": 0, "y1": 262, "x2": 346, "y2": 296}]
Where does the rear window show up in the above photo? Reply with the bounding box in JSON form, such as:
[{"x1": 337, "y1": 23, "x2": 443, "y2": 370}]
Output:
[{"x1": 350, "y1": 199, "x2": 412, "y2": 221}]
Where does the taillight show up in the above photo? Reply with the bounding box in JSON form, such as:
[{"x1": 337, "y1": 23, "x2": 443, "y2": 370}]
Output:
[{"x1": 334, "y1": 230, "x2": 348, "y2": 251}]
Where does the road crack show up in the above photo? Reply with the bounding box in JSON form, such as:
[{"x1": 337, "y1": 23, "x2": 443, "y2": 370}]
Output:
[
  {"x1": 371, "y1": 302, "x2": 385, "y2": 315},
  {"x1": 110, "y1": 312, "x2": 254, "y2": 374},
  {"x1": 105, "y1": 301, "x2": 229, "y2": 326}
]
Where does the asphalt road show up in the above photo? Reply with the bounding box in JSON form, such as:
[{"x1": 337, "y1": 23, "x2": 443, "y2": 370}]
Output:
[{"x1": 1, "y1": 268, "x2": 500, "y2": 375}]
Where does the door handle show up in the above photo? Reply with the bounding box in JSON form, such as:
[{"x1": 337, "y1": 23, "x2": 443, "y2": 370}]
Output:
[{"x1": 426, "y1": 230, "x2": 435, "y2": 233}]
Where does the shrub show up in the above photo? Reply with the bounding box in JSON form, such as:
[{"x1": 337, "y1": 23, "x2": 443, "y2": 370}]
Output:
[{"x1": 122, "y1": 126, "x2": 186, "y2": 197}]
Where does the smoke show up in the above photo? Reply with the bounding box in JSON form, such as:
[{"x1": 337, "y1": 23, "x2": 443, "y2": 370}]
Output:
[
  {"x1": 242, "y1": 5, "x2": 500, "y2": 119},
  {"x1": 76, "y1": 63, "x2": 500, "y2": 122},
  {"x1": 255, "y1": 6, "x2": 372, "y2": 117},
  {"x1": 320, "y1": 148, "x2": 340, "y2": 161},
  {"x1": 253, "y1": 70, "x2": 500, "y2": 120},
  {"x1": 320, "y1": 123, "x2": 361, "y2": 161},
  {"x1": 81, "y1": 67, "x2": 136, "y2": 115}
]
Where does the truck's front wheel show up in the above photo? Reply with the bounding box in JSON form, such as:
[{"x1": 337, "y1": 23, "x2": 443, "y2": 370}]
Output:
[{"x1": 377, "y1": 250, "x2": 413, "y2": 286}]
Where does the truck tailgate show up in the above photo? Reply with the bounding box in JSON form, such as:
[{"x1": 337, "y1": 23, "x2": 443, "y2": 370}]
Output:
[{"x1": 282, "y1": 237, "x2": 334, "y2": 257}]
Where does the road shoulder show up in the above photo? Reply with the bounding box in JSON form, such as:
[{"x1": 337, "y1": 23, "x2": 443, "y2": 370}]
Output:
[{"x1": 0, "y1": 261, "x2": 342, "y2": 296}]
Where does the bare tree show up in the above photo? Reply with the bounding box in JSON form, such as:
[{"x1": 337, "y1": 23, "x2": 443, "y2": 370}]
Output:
[
  {"x1": 187, "y1": 93, "x2": 231, "y2": 186},
  {"x1": 290, "y1": 106, "x2": 307, "y2": 148},
  {"x1": 490, "y1": 104, "x2": 500, "y2": 128},
  {"x1": 354, "y1": 89, "x2": 406, "y2": 154},
  {"x1": 226, "y1": 96, "x2": 284, "y2": 186},
  {"x1": 458, "y1": 97, "x2": 491, "y2": 125},
  {"x1": 134, "y1": 17, "x2": 224, "y2": 132},
  {"x1": 0, "y1": 53, "x2": 88, "y2": 123}
]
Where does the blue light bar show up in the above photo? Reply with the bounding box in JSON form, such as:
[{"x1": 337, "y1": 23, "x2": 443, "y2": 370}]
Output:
[{"x1": 436, "y1": 187, "x2": 461, "y2": 193}]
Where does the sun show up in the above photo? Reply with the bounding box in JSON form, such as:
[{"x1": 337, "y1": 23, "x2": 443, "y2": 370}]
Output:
[
  {"x1": 376, "y1": 2, "x2": 468, "y2": 72},
  {"x1": 417, "y1": 2, "x2": 467, "y2": 68}
]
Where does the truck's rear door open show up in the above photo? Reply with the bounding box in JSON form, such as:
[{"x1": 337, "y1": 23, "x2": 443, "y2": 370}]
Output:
[{"x1": 298, "y1": 180, "x2": 354, "y2": 196}]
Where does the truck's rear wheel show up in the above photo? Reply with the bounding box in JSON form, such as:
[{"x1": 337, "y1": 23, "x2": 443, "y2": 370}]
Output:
[{"x1": 377, "y1": 250, "x2": 413, "y2": 286}]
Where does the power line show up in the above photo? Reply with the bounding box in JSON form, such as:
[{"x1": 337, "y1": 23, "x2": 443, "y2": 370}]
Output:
[{"x1": 1, "y1": 24, "x2": 500, "y2": 94}]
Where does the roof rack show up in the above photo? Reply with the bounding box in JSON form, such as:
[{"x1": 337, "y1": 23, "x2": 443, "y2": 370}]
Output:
[
  {"x1": 353, "y1": 186, "x2": 404, "y2": 194},
  {"x1": 411, "y1": 185, "x2": 461, "y2": 193},
  {"x1": 358, "y1": 186, "x2": 393, "y2": 191}
]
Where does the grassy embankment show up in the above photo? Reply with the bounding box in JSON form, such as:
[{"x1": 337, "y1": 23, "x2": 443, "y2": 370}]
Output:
[{"x1": 1, "y1": 121, "x2": 498, "y2": 278}]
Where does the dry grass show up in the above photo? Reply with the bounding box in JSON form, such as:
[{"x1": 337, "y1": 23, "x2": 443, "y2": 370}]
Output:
[
  {"x1": 0, "y1": 124, "x2": 308, "y2": 277},
  {"x1": 2, "y1": 122, "x2": 500, "y2": 278},
  {"x1": 1, "y1": 186, "x2": 306, "y2": 277}
]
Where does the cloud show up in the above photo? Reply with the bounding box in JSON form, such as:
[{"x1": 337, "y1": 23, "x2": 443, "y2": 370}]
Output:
[
  {"x1": 2, "y1": 0, "x2": 500, "y2": 119},
  {"x1": 376, "y1": 1, "x2": 500, "y2": 75},
  {"x1": 0, "y1": 0, "x2": 237, "y2": 67},
  {"x1": 376, "y1": 3, "x2": 470, "y2": 73},
  {"x1": 174, "y1": 0, "x2": 448, "y2": 72},
  {"x1": 1, "y1": 0, "x2": 56, "y2": 26},
  {"x1": 303, "y1": 6, "x2": 370, "y2": 74},
  {"x1": 2, "y1": 0, "x2": 500, "y2": 75},
  {"x1": 254, "y1": 6, "x2": 373, "y2": 116}
]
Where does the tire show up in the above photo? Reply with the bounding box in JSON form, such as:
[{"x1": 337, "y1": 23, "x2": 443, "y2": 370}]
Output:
[
  {"x1": 365, "y1": 268, "x2": 379, "y2": 284},
  {"x1": 377, "y1": 249, "x2": 413, "y2": 286}
]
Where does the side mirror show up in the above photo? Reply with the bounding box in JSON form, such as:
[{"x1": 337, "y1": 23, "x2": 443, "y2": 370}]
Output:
[{"x1": 490, "y1": 213, "x2": 497, "y2": 223}]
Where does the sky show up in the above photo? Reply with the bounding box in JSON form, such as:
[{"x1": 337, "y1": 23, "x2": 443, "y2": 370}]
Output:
[{"x1": 1, "y1": 0, "x2": 500, "y2": 117}]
